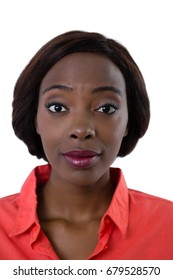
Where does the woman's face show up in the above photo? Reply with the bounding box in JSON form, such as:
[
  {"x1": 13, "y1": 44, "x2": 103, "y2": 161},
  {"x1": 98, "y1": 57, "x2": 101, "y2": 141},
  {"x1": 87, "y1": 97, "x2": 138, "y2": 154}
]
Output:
[{"x1": 36, "y1": 52, "x2": 128, "y2": 186}]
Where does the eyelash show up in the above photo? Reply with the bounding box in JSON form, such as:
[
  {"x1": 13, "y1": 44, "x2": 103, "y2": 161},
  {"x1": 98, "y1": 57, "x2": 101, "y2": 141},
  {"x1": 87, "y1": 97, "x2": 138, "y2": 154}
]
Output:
[
  {"x1": 46, "y1": 102, "x2": 68, "y2": 113},
  {"x1": 96, "y1": 103, "x2": 119, "y2": 114},
  {"x1": 46, "y1": 102, "x2": 119, "y2": 115}
]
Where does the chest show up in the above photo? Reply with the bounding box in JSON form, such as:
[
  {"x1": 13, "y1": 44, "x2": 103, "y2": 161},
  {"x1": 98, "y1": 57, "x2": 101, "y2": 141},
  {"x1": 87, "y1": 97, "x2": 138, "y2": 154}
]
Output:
[{"x1": 40, "y1": 219, "x2": 101, "y2": 259}]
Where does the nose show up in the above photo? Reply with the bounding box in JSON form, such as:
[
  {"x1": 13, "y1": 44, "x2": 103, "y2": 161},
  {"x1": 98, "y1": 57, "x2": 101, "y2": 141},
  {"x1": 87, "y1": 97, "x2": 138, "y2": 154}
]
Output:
[
  {"x1": 69, "y1": 117, "x2": 96, "y2": 141},
  {"x1": 70, "y1": 128, "x2": 95, "y2": 140}
]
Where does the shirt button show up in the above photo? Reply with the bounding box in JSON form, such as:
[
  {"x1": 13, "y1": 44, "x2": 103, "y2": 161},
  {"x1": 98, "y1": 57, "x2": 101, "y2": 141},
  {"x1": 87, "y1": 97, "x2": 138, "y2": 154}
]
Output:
[{"x1": 104, "y1": 218, "x2": 110, "y2": 225}]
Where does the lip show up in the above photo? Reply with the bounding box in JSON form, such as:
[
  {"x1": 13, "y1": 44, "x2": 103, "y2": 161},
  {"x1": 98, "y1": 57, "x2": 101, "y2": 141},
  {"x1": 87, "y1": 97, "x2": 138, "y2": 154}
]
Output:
[{"x1": 62, "y1": 150, "x2": 101, "y2": 169}]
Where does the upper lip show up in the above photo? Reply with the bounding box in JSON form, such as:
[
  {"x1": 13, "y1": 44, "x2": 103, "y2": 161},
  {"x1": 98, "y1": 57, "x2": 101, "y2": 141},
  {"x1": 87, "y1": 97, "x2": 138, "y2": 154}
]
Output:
[{"x1": 62, "y1": 150, "x2": 100, "y2": 157}]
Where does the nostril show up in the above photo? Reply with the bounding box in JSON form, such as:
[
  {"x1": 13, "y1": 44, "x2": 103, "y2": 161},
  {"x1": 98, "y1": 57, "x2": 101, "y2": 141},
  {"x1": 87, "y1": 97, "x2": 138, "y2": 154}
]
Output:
[
  {"x1": 70, "y1": 132, "x2": 93, "y2": 140},
  {"x1": 71, "y1": 134, "x2": 78, "y2": 139},
  {"x1": 85, "y1": 134, "x2": 92, "y2": 139},
  {"x1": 70, "y1": 128, "x2": 95, "y2": 140}
]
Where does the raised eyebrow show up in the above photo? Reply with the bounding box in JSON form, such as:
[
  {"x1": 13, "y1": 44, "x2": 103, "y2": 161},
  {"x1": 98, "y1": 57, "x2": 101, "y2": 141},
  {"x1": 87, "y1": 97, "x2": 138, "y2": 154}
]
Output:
[
  {"x1": 42, "y1": 84, "x2": 122, "y2": 95},
  {"x1": 42, "y1": 84, "x2": 73, "y2": 94},
  {"x1": 91, "y1": 86, "x2": 122, "y2": 95}
]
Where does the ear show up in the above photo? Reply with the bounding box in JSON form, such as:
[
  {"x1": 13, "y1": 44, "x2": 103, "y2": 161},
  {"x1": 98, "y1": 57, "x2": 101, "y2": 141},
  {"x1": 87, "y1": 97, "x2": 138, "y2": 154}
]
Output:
[
  {"x1": 123, "y1": 126, "x2": 128, "y2": 137},
  {"x1": 35, "y1": 117, "x2": 40, "y2": 135}
]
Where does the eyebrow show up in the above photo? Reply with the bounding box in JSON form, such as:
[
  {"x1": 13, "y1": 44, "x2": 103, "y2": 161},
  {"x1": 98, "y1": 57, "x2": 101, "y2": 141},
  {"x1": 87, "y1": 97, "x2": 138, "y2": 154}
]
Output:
[
  {"x1": 42, "y1": 84, "x2": 73, "y2": 94},
  {"x1": 42, "y1": 84, "x2": 122, "y2": 95},
  {"x1": 91, "y1": 86, "x2": 122, "y2": 95}
]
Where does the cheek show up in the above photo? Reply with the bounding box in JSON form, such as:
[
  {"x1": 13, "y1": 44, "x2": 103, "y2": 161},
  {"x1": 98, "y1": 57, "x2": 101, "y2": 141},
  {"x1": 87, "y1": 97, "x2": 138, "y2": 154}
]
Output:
[
  {"x1": 98, "y1": 115, "x2": 128, "y2": 159},
  {"x1": 37, "y1": 125, "x2": 62, "y2": 147},
  {"x1": 36, "y1": 112, "x2": 56, "y2": 146},
  {"x1": 100, "y1": 115, "x2": 128, "y2": 140}
]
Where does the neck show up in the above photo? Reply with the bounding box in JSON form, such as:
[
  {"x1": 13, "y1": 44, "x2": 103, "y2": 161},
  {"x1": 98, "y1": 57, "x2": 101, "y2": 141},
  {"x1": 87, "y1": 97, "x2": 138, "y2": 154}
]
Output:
[{"x1": 37, "y1": 169, "x2": 114, "y2": 223}]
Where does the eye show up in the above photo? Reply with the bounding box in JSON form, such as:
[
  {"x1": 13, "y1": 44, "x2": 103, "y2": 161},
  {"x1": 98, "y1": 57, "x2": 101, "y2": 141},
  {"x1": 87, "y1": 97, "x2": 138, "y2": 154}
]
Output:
[
  {"x1": 46, "y1": 102, "x2": 68, "y2": 113},
  {"x1": 96, "y1": 103, "x2": 119, "y2": 114}
]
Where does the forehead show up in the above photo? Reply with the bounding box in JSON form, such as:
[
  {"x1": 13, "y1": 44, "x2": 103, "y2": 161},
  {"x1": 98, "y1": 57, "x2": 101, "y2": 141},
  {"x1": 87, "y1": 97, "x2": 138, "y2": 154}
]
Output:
[{"x1": 40, "y1": 52, "x2": 126, "y2": 91}]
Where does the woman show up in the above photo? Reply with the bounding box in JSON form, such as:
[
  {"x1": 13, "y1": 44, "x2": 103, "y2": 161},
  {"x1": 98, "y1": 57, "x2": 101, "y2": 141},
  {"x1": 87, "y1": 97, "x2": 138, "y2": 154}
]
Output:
[{"x1": 0, "y1": 31, "x2": 173, "y2": 260}]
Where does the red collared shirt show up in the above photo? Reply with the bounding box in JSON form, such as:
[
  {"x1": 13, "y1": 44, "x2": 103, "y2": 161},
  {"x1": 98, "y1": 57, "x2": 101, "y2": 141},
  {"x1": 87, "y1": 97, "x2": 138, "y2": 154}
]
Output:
[{"x1": 0, "y1": 164, "x2": 173, "y2": 260}]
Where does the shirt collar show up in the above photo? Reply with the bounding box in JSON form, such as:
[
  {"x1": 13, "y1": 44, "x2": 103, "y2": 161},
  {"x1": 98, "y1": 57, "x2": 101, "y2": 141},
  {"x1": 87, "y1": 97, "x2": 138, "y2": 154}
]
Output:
[
  {"x1": 10, "y1": 164, "x2": 51, "y2": 237},
  {"x1": 99, "y1": 168, "x2": 129, "y2": 237},
  {"x1": 10, "y1": 165, "x2": 129, "y2": 237}
]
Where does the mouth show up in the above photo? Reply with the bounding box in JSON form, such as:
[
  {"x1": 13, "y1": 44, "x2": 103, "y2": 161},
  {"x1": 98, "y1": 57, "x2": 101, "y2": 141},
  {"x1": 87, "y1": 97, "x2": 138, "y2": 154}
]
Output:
[{"x1": 62, "y1": 150, "x2": 101, "y2": 169}]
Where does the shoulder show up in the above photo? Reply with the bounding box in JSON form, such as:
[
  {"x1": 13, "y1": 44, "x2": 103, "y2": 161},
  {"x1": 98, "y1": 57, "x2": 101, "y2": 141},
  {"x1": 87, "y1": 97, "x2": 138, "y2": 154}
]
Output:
[
  {"x1": 0, "y1": 164, "x2": 50, "y2": 227},
  {"x1": 0, "y1": 193, "x2": 19, "y2": 215},
  {"x1": 128, "y1": 188, "x2": 173, "y2": 217},
  {"x1": 0, "y1": 192, "x2": 19, "y2": 205},
  {"x1": 129, "y1": 188, "x2": 173, "y2": 204},
  {"x1": 0, "y1": 193, "x2": 20, "y2": 235}
]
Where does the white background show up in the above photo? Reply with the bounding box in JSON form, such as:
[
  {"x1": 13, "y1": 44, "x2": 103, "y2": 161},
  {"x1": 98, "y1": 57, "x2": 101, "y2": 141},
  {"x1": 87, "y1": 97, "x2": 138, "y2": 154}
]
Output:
[{"x1": 0, "y1": 0, "x2": 173, "y2": 200}]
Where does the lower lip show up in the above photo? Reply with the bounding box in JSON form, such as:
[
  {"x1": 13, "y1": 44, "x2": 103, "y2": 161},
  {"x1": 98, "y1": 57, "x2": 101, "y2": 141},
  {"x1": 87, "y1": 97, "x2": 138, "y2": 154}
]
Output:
[{"x1": 62, "y1": 155, "x2": 100, "y2": 169}]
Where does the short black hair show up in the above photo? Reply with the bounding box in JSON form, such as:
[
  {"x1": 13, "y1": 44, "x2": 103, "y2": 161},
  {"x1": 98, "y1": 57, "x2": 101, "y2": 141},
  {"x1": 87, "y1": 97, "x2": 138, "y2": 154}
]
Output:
[{"x1": 12, "y1": 30, "x2": 150, "y2": 161}]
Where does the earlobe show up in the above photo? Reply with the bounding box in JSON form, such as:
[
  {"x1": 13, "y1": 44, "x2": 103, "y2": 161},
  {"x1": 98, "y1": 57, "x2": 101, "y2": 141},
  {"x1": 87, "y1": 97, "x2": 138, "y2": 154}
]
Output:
[
  {"x1": 124, "y1": 127, "x2": 128, "y2": 137},
  {"x1": 35, "y1": 118, "x2": 40, "y2": 135},
  {"x1": 36, "y1": 127, "x2": 40, "y2": 135}
]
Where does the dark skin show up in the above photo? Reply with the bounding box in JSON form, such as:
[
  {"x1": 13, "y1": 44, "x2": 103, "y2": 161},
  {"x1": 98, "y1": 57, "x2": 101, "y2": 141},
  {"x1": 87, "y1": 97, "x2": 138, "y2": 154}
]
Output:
[{"x1": 36, "y1": 52, "x2": 128, "y2": 259}]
